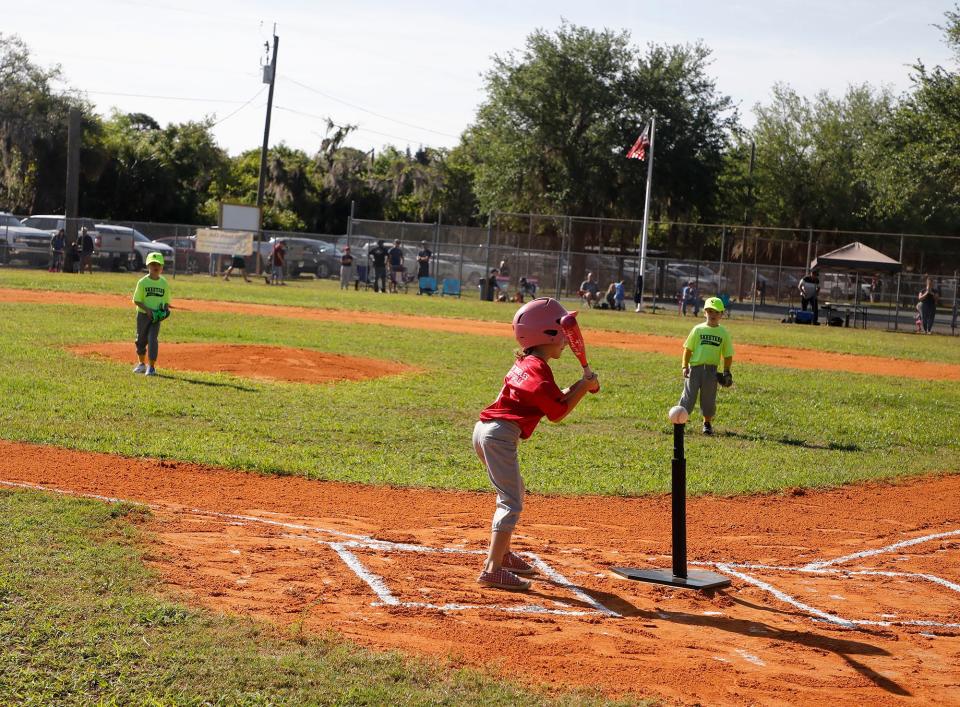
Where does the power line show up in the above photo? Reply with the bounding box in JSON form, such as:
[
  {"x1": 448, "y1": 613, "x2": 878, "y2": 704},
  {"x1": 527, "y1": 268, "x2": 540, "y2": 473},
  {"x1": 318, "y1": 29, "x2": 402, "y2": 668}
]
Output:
[
  {"x1": 212, "y1": 87, "x2": 267, "y2": 126},
  {"x1": 85, "y1": 90, "x2": 249, "y2": 104},
  {"x1": 273, "y1": 105, "x2": 430, "y2": 146},
  {"x1": 281, "y1": 76, "x2": 461, "y2": 140}
]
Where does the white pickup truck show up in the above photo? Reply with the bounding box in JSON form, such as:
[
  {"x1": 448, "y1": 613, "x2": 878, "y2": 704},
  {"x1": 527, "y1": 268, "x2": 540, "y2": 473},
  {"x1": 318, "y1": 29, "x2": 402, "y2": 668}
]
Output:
[
  {"x1": 0, "y1": 212, "x2": 52, "y2": 265},
  {"x1": 20, "y1": 215, "x2": 133, "y2": 270}
]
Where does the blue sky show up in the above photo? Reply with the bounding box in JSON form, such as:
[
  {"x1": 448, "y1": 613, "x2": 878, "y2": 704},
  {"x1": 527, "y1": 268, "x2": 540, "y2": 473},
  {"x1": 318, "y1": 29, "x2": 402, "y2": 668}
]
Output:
[{"x1": 3, "y1": 0, "x2": 954, "y2": 155}]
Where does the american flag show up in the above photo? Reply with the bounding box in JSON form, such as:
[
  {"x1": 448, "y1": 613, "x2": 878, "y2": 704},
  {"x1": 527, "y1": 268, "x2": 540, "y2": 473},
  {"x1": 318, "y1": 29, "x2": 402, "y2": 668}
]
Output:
[{"x1": 626, "y1": 123, "x2": 651, "y2": 160}]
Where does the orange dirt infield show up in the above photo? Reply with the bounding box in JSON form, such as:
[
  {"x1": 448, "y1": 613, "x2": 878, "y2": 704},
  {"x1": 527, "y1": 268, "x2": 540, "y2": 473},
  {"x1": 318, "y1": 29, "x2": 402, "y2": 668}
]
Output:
[
  {"x1": 3, "y1": 287, "x2": 959, "y2": 381},
  {"x1": 1, "y1": 440, "x2": 957, "y2": 705},
  {"x1": 69, "y1": 342, "x2": 417, "y2": 384}
]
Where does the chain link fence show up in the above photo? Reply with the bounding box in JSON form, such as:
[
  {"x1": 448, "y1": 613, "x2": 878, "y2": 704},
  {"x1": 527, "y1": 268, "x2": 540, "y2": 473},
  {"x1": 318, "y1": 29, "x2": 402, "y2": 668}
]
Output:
[{"x1": 2, "y1": 210, "x2": 958, "y2": 334}]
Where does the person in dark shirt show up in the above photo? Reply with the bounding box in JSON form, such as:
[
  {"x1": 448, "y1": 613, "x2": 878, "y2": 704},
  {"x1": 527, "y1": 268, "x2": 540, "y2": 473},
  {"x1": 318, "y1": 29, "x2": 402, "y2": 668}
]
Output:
[
  {"x1": 49, "y1": 228, "x2": 66, "y2": 272},
  {"x1": 266, "y1": 240, "x2": 286, "y2": 285},
  {"x1": 799, "y1": 271, "x2": 820, "y2": 324},
  {"x1": 368, "y1": 240, "x2": 389, "y2": 293},
  {"x1": 417, "y1": 240, "x2": 432, "y2": 280},
  {"x1": 79, "y1": 227, "x2": 95, "y2": 274},
  {"x1": 339, "y1": 245, "x2": 355, "y2": 290},
  {"x1": 388, "y1": 239, "x2": 405, "y2": 293},
  {"x1": 484, "y1": 269, "x2": 501, "y2": 302}
]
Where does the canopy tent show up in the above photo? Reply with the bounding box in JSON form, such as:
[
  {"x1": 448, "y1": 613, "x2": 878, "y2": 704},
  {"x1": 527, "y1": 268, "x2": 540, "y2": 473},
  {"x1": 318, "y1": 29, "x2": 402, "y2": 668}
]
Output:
[
  {"x1": 809, "y1": 241, "x2": 902, "y2": 329},
  {"x1": 810, "y1": 241, "x2": 901, "y2": 273}
]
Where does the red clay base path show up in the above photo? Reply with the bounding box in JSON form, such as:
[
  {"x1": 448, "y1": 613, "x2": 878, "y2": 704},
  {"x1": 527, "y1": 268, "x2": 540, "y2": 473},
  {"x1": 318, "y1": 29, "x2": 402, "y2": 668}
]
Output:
[{"x1": 1, "y1": 441, "x2": 958, "y2": 706}]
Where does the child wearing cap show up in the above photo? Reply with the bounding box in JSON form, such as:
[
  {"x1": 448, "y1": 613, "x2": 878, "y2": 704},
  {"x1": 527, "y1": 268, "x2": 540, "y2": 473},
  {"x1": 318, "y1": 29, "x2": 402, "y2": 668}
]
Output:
[
  {"x1": 473, "y1": 297, "x2": 599, "y2": 591},
  {"x1": 678, "y1": 296, "x2": 734, "y2": 435},
  {"x1": 132, "y1": 252, "x2": 171, "y2": 377},
  {"x1": 339, "y1": 245, "x2": 354, "y2": 290}
]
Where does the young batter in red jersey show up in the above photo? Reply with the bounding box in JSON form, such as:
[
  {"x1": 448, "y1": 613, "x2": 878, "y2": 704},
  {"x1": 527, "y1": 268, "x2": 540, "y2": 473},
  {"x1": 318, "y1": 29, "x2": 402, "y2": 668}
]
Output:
[{"x1": 473, "y1": 297, "x2": 600, "y2": 591}]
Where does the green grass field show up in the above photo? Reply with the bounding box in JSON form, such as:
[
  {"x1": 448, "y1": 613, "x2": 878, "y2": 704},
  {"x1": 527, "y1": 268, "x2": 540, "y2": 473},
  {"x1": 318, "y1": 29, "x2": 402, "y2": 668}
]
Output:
[
  {"x1": 1, "y1": 269, "x2": 958, "y2": 496},
  {"x1": 1, "y1": 267, "x2": 958, "y2": 704}
]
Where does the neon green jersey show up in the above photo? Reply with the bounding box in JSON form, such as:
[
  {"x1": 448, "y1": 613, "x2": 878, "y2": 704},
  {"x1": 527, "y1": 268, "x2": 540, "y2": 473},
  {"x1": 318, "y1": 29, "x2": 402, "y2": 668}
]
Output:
[
  {"x1": 133, "y1": 275, "x2": 171, "y2": 311},
  {"x1": 683, "y1": 322, "x2": 734, "y2": 367}
]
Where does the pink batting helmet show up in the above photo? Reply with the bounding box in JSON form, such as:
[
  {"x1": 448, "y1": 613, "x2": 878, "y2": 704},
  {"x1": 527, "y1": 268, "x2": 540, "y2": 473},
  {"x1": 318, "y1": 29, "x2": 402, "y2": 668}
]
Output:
[{"x1": 512, "y1": 297, "x2": 568, "y2": 348}]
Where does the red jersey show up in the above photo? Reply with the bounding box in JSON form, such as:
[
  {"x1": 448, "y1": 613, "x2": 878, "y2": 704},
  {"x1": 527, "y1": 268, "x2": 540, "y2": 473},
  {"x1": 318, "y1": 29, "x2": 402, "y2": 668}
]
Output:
[{"x1": 479, "y1": 355, "x2": 569, "y2": 439}]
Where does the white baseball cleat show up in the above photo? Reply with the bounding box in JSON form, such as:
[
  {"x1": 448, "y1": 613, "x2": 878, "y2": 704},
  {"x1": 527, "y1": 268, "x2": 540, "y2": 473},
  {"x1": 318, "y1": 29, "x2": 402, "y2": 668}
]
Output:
[
  {"x1": 145, "y1": 366, "x2": 157, "y2": 376},
  {"x1": 132, "y1": 363, "x2": 146, "y2": 374}
]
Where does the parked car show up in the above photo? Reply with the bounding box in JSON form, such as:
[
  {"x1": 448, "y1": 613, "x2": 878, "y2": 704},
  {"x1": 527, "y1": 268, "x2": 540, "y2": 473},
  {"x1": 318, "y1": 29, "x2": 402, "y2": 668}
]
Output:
[
  {"x1": 152, "y1": 236, "x2": 211, "y2": 274},
  {"x1": 666, "y1": 263, "x2": 723, "y2": 291},
  {"x1": 259, "y1": 237, "x2": 340, "y2": 278},
  {"x1": 0, "y1": 212, "x2": 51, "y2": 265},
  {"x1": 97, "y1": 224, "x2": 175, "y2": 271}
]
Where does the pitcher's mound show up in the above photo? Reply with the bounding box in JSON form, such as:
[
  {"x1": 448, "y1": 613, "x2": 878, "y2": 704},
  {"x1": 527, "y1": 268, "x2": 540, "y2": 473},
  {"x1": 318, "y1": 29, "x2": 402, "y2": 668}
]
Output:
[{"x1": 70, "y1": 343, "x2": 417, "y2": 385}]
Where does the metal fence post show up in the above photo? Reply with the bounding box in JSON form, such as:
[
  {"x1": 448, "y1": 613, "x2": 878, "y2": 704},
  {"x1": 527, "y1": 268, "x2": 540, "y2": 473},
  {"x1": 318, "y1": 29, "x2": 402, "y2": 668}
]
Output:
[
  {"x1": 751, "y1": 234, "x2": 759, "y2": 320},
  {"x1": 718, "y1": 226, "x2": 726, "y2": 296},
  {"x1": 893, "y1": 235, "x2": 904, "y2": 331},
  {"x1": 952, "y1": 270, "x2": 958, "y2": 335},
  {"x1": 347, "y1": 200, "x2": 355, "y2": 249},
  {"x1": 433, "y1": 211, "x2": 441, "y2": 279},
  {"x1": 776, "y1": 240, "x2": 784, "y2": 304}
]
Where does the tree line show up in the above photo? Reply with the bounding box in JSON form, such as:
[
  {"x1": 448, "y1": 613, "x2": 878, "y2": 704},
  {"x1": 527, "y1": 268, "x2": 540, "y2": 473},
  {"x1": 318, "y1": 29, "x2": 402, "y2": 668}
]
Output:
[{"x1": 2, "y1": 9, "x2": 960, "y2": 253}]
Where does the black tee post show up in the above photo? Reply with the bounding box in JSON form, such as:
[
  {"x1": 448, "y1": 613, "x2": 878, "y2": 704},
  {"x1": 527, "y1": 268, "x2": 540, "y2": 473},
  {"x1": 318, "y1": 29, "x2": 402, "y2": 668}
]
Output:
[{"x1": 612, "y1": 415, "x2": 731, "y2": 591}]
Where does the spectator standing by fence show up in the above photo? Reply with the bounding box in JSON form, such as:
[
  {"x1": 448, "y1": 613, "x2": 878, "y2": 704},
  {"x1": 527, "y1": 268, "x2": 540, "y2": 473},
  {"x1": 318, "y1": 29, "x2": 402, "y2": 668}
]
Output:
[
  {"x1": 918, "y1": 277, "x2": 940, "y2": 334},
  {"x1": 388, "y1": 239, "x2": 405, "y2": 293},
  {"x1": 49, "y1": 228, "x2": 65, "y2": 272},
  {"x1": 681, "y1": 281, "x2": 700, "y2": 316},
  {"x1": 266, "y1": 240, "x2": 286, "y2": 285},
  {"x1": 417, "y1": 241, "x2": 432, "y2": 279},
  {"x1": 369, "y1": 240, "x2": 389, "y2": 293},
  {"x1": 339, "y1": 246, "x2": 354, "y2": 290},
  {"x1": 484, "y1": 269, "x2": 501, "y2": 301},
  {"x1": 79, "y1": 227, "x2": 94, "y2": 274},
  {"x1": 799, "y1": 271, "x2": 820, "y2": 325}
]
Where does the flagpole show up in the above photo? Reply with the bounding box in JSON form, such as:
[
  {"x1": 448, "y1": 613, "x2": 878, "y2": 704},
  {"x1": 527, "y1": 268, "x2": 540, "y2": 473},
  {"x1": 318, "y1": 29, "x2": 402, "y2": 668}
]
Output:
[{"x1": 638, "y1": 114, "x2": 656, "y2": 311}]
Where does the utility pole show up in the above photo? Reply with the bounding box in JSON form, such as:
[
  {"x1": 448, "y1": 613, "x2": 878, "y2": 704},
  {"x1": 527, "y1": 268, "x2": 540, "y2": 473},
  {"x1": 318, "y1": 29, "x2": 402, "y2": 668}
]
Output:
[
  {"x1": 63, "y1": 108, "x2": 82, "y2": 274},
  {"x1": 255, "y1": 27, "x2": 279, "y2": 274},
  {"x1": 738, "y1": 139, "x2": 755, "y2": 300}
]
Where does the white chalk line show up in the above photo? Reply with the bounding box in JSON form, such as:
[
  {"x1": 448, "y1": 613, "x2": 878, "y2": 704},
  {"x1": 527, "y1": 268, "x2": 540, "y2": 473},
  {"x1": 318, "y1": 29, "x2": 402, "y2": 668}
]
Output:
[
  {"x1": 691, "y1": 561, "x2": 960, "y2": 594},
  {"x1": 286, "y1": 534, "x2": 619, "y2": 618},
  {"x1": 329, "y1": 542, "x2": 398, "y2": 605},
  {"x1": 716, "y1": 564, "x2": 855, "y2": 628},
  {"x1": 4, "y1": 478, "x2": 956, "y2": 628},
  {"x1": 803, "y1": 528, "x2": 960, "y2": 570},
  {"x1": 0, "y1": 478, "x2": 617, "y2": 618},
  {"x1": 734, "y1": 648, "x2": 766, "y2": 667},
  {"x1": 704, "y1": 530, "x2": 960, "y2": 631}
]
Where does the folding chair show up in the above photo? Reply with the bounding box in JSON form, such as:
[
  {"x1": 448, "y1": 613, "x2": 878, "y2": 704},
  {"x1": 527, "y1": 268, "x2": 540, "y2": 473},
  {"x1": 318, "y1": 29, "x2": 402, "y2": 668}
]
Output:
[
  {"x1": 418, "y1": 276, "x2": 437, "y2": 295},
  {"x1": 441, "y1": 278, "x2": 462, "y2": 298}
]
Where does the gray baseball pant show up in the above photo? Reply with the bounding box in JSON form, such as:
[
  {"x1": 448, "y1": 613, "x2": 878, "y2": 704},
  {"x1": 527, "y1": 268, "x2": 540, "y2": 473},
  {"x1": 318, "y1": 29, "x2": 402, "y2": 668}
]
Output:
[
  {"x1": 679, "y1": 364, "x2": 718, "y2": 418},
  {"x1": 339, "y1": 265, "x2": 353, "y2": 289},
  {"x1": 135, "y1": 312, "x2": 161, "y2": 361},
  {"x1": 473, "y1": 419, "x2": 524, "y2": 532}
]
